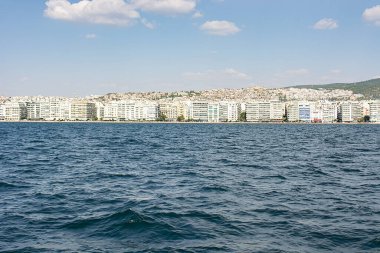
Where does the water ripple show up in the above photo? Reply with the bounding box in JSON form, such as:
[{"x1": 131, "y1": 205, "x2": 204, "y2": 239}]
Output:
[{"x1": 0, "y1": 123, "x2": 379, "y2": 252}]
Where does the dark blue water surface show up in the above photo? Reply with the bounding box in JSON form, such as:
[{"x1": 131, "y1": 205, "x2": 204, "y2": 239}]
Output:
[{"x1": 0, "y1": 123, "x2": 379, "y2": 253}]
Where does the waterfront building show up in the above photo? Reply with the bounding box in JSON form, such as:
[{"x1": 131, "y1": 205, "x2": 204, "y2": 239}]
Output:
[
  {"x1": 208, "y1": 103, "x2": 220, "y2": 123},
  {"x1": 177, "y1": 101, "x2": 191, "y2": 121},
  {"x1": 310, "y1": 102, "x2": 323, "y2": 123},
  {"x1": 298, "y1": 102, "x2": 311, "y2": 123},
  {"x1": 26, "y1": 102, "x2": 41, "y2": 120},
  {"x1": 0, "y1": 104, "x2": 5, "y2": 120},
  {"x1": 286, "y1": 101, "x2": 312, "y2": 122},
  {"x1": 191, "y1": 101, "x2": 208, "y2": 122},
  {"x1": 369, "y1": 100, "x2": 380, "y2": 122},
  {"x1": 270, "y1": 101, "x2": 285, "y2": 122},
  {"x1": 219, "y1": 102, "x2": 228, "y2": 122},
  {"x1": 39, "y1": 101, "x2": 51, "y2": 120},
  {"x1": 134, "y1": 102, "x2": 158, "y2": 121},
  {"x1": 49, "y1": 99, "x2": 61, "y2": 120},
  {"x1": 340, "y1": 101, "x2": 362, "y2": 122},
  {"x1": 103, "y1": 101, "x2": 118, "y2": 121},
  {"x1": 246, "y1": 101, "x2": 270, "y2": 122},
  {"x1": 59, "y1": 101, "x2": 71, "y2": 120},
  {"x1": 159, "y1": 103, "x2": 179, "y2": 121},
  {"x1": 321, "y1": 102, "x2": 338, "y2": 123},
  {"x1": 229, "y1": 102, "x2": 241, "y2": 122},
  {"x1": 70, "y1": 101, "x2": 96, "y2": 121},
  {"x1": 286, "y1": 102, "x2": 299, "y2": 122},
  {"x1": 4, "y1": 102, "x2": 27, "y2": 121},
  {"x1": 119, "y1": 101, "x2": 136, "y2": 121},
  {"x1": 95, "y1": 102, "x2": 105, "y2": 120}
]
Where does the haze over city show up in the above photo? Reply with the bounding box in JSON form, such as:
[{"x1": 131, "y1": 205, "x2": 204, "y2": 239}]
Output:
[{"x1": 1, "y1": 0, "x2": 380, "y2": 96}]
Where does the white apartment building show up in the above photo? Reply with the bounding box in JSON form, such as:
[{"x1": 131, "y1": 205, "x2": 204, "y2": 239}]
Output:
[
  {"x1": 208, "y1": 103, "x2": 220, "y2": 123},
  {"x1": 219, "y1": 102, "x2": 241, "y2": 122},
  {"x1": 134, "y1": 102, "x2": 158, "y2": 121},
  {"x1": 4, "y1": 102, "x2": 27, "y2": 121},
  {"x1": 26, "y1": 100, "x2": 72, "y2": 121},
  {"x1": 59, "y1": 101, "x2": 71, "y2": 120},
  {"x1": 159, "y1": 103, "x2": 179, "y2": 121},
  {"x1": 369, "y1": 100, "x2": 380, "y2": 122},
  {"x1": 180, "y1": 101, "x2": 193, "y2": 121},
  {"x1": 49, "y1": 99, "x2": 61, "y2": 120},
  {"x1": 70, "y1": 101, "x2": 96, "y2": 121},
  {"x1": 191, "y1": 101, "x2": 209, "y2": 122},
  {"x1": 340, "y1": 101, "x2": 362, "y2": 122},
  {"x1": 118, "y1": 101, "x2": 136, "y2": 121},
  {"x1": 321, "y1": 102, "x2": 338, "y2": 123},
  {"x1": 286, "y1": 101, "x2": 312, "y2": 122},
  {"x1": 270, "y1": 101, "x2": 285, "y2": 122},
  {"x1": 95, "y1": 102, "x2": 105, "y2": 120},
  {"x1": 103, "y1": 102, "x2": 119, "y2": 121},
  {"x1": 246, "y1": 101, "x2": 270, "y2": 122},
  {"x1": 0, "y1": 104, "x2": 5, "y2": 120},
  {"x1": 26, "y1": 102, "x2": 41, "y2": 120},
  {"x1": 286, "y1": 101, "x2": 299, "y2": 122}
]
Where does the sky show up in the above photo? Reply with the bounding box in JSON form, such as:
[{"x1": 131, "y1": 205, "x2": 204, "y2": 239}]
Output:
[{"x1": 0, "y1": 0, "x2": 380, "y2": 96}]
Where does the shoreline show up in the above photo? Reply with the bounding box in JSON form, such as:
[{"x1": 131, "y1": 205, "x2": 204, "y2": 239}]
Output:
[{"x1": 0, "y1": 120, "x2": 378, "y2": 125}]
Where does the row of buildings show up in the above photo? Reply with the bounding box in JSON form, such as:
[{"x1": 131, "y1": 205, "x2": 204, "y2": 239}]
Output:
[{"x1": 0, "y1": 99, "x2": 379, "y2": 123}]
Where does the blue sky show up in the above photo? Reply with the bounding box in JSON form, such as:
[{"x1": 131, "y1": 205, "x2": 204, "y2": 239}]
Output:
[{"x1": 0, "y1": 0, "x2": 380, "y2": 96}]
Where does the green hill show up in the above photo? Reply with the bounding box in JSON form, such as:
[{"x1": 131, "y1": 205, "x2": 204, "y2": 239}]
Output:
[{"x1": 289, "y1": 78, "x2": 380, "y2": 99}]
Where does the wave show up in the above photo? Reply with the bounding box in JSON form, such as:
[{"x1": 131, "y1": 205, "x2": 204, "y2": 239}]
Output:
[{"x1": 62, "y1": 208, "x2": 182, "y2": 240}]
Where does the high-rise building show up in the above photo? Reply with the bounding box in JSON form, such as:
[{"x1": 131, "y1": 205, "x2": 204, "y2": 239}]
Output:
[
  {"x1": 70, "y1": 101, "x2": 96, "y2": 121},
  {"x1": 159, "y1": 103, "x2": 179, "y2": 121},
  {"x1": 26, "y1": 102, "x2": 41, "y2": 120},
  {"x1": 103, "y1": 101, "x2": 118, "y2": 121},
  {"x1": 298, "y1": 102, "x2": 311, "y2": 123},
  {"x1": 4, "y1": 102, "x2": 27, "y2": 121},
  {"x1": 340, "y1": 101, "x2": 362, "y2": 122},
  {"x1": 321, "y1": 102, "x2": 337, "y2": 123},
  {"x1": 270, "y1": 101, "x2": 285, "y2": 122},
  {"x1": 286, "y1": 102, "x2": 299, "y2": 122},
  {"x1": 246, "y1": 101, "x2": 270, "y2": 122},
  {"x1": 369, "y1": 100, "x2": 380, "y2": 122},
  {"x1": 191, "y1": 101, "x2": 209, "y2": 122},
  {"x1": 208, "y1": 103, "x2": 220, "y2": 123},
  {"x1": 0, "y1": 104, "x2": 5, "y2": 120},
  {"x1": 134, "y1": 102, "x2": 158, "y2": 121}
]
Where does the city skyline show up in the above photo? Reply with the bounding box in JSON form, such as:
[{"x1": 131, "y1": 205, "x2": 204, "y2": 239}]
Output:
[{"x1": 1, "y1": 0, "x2": 380, "y2": 96}]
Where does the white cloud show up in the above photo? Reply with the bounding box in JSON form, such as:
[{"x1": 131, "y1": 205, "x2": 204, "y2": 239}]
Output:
[
  {"x1": 200, "y1": 20, "x2": 240, "y2": 36},
  {"x1": 131, "y1": 0, "x2": 196, "y2": 15},
  {"x1": 85, "y1": 33, "x2": 97, "y2": 39},
  {"x1": 141, "y1": 18, "x2": 155, "y2": 29},
  {"x1": 192, "y1": 11, "x2": 203, "y2": 19},
  {"x1": 184, "y1": 68, "x2": 251, "y2": 81},
  {"x1": 44, "y1": 0, "x2": 140, "y2": 26},
  {"x1": 363, "y1": 5, "x2": 380, "y2": 26},
  {"x1": 44, "y1": 0, "x2": 197, "y2": 27},
  {"x1": 313, "y1": 18, "x2": 338, "y2": 30}
]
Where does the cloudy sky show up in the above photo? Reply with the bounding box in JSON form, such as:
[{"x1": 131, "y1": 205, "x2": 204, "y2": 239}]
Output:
[{"x1": 1, "y1": 0, "x2": 380, "y2": 96}]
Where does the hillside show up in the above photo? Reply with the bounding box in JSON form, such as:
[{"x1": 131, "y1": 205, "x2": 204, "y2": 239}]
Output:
[{"x1": 289, "y1": 78, "x2": 380, "y2": 99}]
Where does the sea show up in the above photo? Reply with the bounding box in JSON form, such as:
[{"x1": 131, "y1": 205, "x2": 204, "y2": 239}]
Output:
[{"x1": 0, "y1": 122, "x2": 379, "y2": 253}]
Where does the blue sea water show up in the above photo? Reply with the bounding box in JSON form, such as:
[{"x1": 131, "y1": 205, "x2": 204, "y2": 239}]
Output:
[{"x1": 0, "y1": 122, "x2": 379, "y2": 253}]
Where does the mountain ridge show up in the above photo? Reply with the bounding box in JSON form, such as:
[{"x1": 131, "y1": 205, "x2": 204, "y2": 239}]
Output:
[{"x1": 288, "y1": 78, "x2": 380, "y2": 99}]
